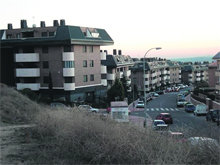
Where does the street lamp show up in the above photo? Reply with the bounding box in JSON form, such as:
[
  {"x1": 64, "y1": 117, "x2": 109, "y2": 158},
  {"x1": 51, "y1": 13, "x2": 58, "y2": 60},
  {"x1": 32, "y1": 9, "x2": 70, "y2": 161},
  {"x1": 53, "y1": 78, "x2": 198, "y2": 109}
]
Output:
[{"x1": 143, "y1": 47, "x2": 162, "y2": 127}]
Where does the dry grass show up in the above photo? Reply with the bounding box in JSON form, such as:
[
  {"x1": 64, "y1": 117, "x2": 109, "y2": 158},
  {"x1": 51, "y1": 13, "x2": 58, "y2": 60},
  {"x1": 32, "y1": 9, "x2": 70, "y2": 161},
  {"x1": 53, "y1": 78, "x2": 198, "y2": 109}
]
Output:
[{"x1": 1, "y1": 84, "x2": 219, "y2": 164}]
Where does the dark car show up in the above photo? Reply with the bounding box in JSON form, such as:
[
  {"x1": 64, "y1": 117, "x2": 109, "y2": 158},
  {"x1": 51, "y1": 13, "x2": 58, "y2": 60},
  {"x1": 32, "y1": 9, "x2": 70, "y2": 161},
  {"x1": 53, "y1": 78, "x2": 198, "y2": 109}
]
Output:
[
  {"x1": 206, "y1": 109, "x2": 220, "y2": 122},
  {"x1": 156, "y1": 113, "x2": 173, "y2": 124},
  {"x1": 185, "y1": 104, "x2": 196, "y2": 112},
  {"x1": 156, "y1": 90, "x2": 164, "y2": 95}
]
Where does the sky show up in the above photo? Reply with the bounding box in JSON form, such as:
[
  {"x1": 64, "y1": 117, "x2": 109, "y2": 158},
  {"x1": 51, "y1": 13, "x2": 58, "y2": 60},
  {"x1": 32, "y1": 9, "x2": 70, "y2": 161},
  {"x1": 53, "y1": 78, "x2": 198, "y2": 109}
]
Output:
[{"x1": 1, "y1": 0, "x2": 220, "y2": 59}]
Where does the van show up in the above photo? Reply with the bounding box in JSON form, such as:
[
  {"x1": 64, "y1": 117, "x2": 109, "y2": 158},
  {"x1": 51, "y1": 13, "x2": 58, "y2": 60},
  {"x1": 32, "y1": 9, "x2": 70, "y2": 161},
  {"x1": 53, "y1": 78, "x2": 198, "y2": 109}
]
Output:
[{"x1": 194, "y1": 104, "x2": 207, "y2": 116}]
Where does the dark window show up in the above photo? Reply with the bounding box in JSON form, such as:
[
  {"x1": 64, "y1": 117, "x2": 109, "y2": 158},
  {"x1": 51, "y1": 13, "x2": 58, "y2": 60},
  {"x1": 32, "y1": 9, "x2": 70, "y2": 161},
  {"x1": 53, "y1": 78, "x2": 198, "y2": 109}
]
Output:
[
  {"x1": 83, "y1": 75, "x2": 88, "y2": 82},
  {"x1": 89, "y1": 46, "x2": 93, "y2": 52},
  {"x1": 83, "y1": 46, "x2": 87, "y2": 52},
  {"x1": 90, "y1": 74, "x2": 94, "y2": 81},
  {"x1": 90, "y1": 60, "x2": 94, "y2": 67},
  {"x1": 22, "y1": 31, "x2": 34, "y2": 38},
  {"x1": 43, "y1": 61, "x2": 49, "y2": 68},
  {"x1": 7, "y1": 34, "x2": 12, "y2": 39},
  {"x1": 64, "y1": 77, "x2": 75, "y2": 83},
  {"x1": 41, "y1": 32, "x2": 47, "y2": 37},
  {"x1": 42, "y1": 47, "x2": 48, "y2": 53},
  {"x1": 63, "y1": 61, "x2": 74, "y2": 68},
  {"x1": 64, "y1": 46, "x2": 71, "y2": 52},
  {"x1": 120, "y1": 68, "x2": 123, "y2": 72},
  {"x1": 101, "y1": 74, "x2": 107, "y2": 79},
  {"x1": 83, "y1": 60, "x2": 87, "y2": 67},
  {"x1": 49, "y1": 32, "x2": 55, "y2": 36},
  {"x1": 43, "y1": 76, "x2": 49, "y2": 83}
]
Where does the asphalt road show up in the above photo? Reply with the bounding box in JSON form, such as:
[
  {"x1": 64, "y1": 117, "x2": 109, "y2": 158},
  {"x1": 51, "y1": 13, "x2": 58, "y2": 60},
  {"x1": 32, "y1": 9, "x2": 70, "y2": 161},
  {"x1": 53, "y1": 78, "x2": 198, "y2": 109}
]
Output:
[{"x1": 130, "y1": 91, "x2": 220, "y2": 141}]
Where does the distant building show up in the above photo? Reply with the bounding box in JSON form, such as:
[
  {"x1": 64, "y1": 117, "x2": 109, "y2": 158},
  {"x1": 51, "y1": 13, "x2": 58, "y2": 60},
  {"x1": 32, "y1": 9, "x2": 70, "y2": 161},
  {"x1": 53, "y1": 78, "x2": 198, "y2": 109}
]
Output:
[
  {"x1": 102, "y1": 49, "x2": 134, "y2": 90},
  {"x1": 0, "y1": 19, "x2": 114, "y2": 103},
  {"x1": 181, "y1": 64, "x2": 208, "y2": 84},
  {"x1": 131, "y1": 58, "x2": 181, "y2": 95},
  {"x1": 208, "y1": 62, "x2": 217, "y2": 88},
  {"x1": 213, "y1": 52, "x2": 220, "y2": 101}
]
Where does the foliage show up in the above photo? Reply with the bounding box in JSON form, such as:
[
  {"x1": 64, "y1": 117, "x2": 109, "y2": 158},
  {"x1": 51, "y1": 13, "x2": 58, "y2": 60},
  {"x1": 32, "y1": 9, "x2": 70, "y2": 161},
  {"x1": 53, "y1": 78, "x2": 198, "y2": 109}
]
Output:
[{"x1": 107, "y1": 78, "x2": 125, "y2": 102}]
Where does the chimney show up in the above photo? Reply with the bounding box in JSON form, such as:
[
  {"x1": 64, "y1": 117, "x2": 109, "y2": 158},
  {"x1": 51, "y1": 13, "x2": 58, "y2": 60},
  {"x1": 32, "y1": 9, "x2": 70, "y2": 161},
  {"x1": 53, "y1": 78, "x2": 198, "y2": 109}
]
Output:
[
  {"x1": 60, "y1": 19, "x2": 65, "y2": 26},
  {"x1": 53, "y1": 20, "x2": 59, "y2": 26},
  {"x1": 21, "y1": 20, "x2": 27, "y2": 28},
  {"x1": 113, "y1": 49, "x2": 117, "y2": 55},
  {"x1": 40, "y1": 21, "x2": 46, "y2": 27},
  {"x1": 100, "y1": 50, "x2": 103, "y2": 52},
  {"x1": 104, "y1": 50, "x2": 108, "y2": 54},
  {"x1": 118, "y1": 50, "x2": 122, "y2": 55},
  {"x1": 7, "y1": 23, "x2": 13, "y2": 30}
]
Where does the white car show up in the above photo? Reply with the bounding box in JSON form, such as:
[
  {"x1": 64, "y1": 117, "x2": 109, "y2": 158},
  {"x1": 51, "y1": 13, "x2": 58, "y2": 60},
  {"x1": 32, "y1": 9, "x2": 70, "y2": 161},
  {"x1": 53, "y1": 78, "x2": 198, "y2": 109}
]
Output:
[
  {"x1": 188, "y1": 137, "x2": 220, "y2": 149},
  {"x1": 194, "y1": 104, "x2": 207, "y2": 116},
  {"x1": 78, "y1": 105, "x2": 99, "y2": 113},
  {"x1": 152, "y1": 120, "x2": 168, "y2": 130},
  {"x1": 177, "y1": 99, "x2": 188, "y2": 107},
  {"x1": 136, "y1": 101, "x2": 144, "y2": 108}
]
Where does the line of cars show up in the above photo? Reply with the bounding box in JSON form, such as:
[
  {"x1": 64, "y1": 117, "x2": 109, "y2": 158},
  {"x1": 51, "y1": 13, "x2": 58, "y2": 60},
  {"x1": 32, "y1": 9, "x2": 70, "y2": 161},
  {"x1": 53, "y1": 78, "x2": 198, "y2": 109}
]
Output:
[{"x1": 136, "y1": 92, "x2": 161, "y2": 108}]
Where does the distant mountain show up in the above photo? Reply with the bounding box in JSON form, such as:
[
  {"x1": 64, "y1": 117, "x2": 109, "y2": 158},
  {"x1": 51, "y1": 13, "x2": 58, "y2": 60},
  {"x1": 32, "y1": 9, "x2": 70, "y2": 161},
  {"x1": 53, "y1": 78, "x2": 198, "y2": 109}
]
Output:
[{"x1": 169, "y1": 56, "x2": 214, "y2": 63}]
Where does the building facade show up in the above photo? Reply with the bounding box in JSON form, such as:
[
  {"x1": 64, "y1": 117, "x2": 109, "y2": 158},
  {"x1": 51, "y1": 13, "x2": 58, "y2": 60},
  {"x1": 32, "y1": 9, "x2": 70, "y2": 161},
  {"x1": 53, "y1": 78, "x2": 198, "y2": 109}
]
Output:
[
  {"x1": 208, "y1": 62, "x2": 217, "y2": 88},
  {"x1": 213, "y1": 52, "x2": 220, "y2": 101},
  {"x1": 0, "y1": 19, "x2": 113, "y2": 103},
  {"x1": 102, "y1": 49, "x2": 134, "y2": 90}
]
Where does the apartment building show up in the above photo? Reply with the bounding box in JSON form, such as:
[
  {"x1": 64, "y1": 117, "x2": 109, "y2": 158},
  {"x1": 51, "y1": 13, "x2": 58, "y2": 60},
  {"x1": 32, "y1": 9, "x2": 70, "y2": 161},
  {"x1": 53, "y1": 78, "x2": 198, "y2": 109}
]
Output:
[
  {"x1": 208, "y1": 62, "x2": 217, "y2": 88},
  {"x1": 213, "y1": 52, "x2": 220, "y2": 101},
  {"x1": 102, "y1": 49, "x2": 134, "y2": 90},
  {"x1": 0, "y1": 19, "x2": 113, "y2": 103},
  {"x1": 130, "y1": 58, "x2": 181, "y2": 95},
  {"x1": 181, "y1": 64, "x2": 208, "y2": 84}
]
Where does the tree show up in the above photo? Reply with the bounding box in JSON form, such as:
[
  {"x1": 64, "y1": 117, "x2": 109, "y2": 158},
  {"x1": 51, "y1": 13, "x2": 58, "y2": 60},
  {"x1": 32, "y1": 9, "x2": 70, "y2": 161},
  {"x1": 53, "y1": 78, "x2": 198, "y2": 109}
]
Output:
[
  {"x1": 107, "y1": 78, "x2": 125, "y2": 102},
  {"x1": 121, "y1": 75, "x2": 129, "y2": 97}
]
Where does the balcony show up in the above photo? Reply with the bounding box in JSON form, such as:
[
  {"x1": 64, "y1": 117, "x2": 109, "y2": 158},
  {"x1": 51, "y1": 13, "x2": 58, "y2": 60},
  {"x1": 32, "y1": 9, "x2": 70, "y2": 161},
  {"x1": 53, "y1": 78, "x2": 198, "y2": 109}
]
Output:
[
  {"x1": 152, "y1": 73, "x2": 157, "y2": 78},
  {"x1": 152, "y1": 79, "x2": 157, "y2": 84},
  {"x1": 167, "y1": 71, "x2": 170, "y2": 74},
  {"x1": 101, "y1": 66, "x2": 107, "y2": 74},
  {"x1": 144, "y1": 80, "x2": 149, "y2": 85},
  {"x1": 63, "y1": 68, "x2": 75, "y2": 77},
  {"x1": 179, "y1": 75, "x2": 181, "y2": 78},
  {"x1": 162, "y1": 76, "x2": 167, "y2": 80},
  {"x1": 188, "y1": 74, "x2": 192, "y2": 77},
  {"x1": 215, "y1": 70, "x2": 220, "y2": 77},
  {"x1": 100, "y1": 52, "x2": 106, "y2": 60},
  {"x1": 17, "y1": 83, "x2": 40, "y2": 91},
  {"x1": 144, "y1": 73, "x2": 149, "y2": 78},
  {"x1": 16, "y1": 68, "x2": 40, "y2": 77},
  {"x1": 127, "y1": 80, "x2": 131, "y2": 85},
  {"x1": 62, "y1": 52, "x2": 74, "y2": 61},
  {"x1": 101, "y1": 79, "x2": 107, "y2": 86},
  {"x1": 162, "y1": 70, "x2": 167, "y2": 75},
  {"x1": 124, "y1": 70, "x2": 131, "y2": 77},
  {"x1": 15, "y1": 53, "x2": 39, "y2": 62},
  {"x1": 64, "y1": 83, "x2": 75, "y2": 91},
  {"x1": 196, "y1": 73, "x2": 201, "y2": 76},
  {"x1": 179, "y1": 70, "x2": 181, "y2": 73},
  {"x1": 107, "y1": 73, "x2": 115, "y2": 80},
  {"x1": 196, "y1": 77, "x2": 201, "y2": 81}
]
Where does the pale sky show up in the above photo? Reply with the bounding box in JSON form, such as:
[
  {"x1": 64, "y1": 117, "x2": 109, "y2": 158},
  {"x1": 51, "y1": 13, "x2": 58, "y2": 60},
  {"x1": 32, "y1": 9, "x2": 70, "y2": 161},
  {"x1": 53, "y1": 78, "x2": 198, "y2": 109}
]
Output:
[{"x1": 1, "y1": 0, "x2": 219, "y2": 59}]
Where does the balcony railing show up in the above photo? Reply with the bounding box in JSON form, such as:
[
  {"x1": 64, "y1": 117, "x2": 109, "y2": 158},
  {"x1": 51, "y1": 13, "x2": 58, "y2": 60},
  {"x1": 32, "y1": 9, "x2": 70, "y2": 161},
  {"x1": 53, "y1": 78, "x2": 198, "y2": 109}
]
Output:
[
  {"x1": 64, "y1": 83, "x2": 75, "y2": 91},
  {"x1": 15, "y1": 53, "x2": 39, "y2": 62},
  {"x1": 101, "y1": 79, "x2": 107, "y2": 86},
  {"x1": 63, "y1": 68, "x2": 75, "y2": 77},
  {"x1": 101, "y1": 66, "x2": 107, "y2": 74},
  {"x1": 62, "y1": 52, "x2": 74, "y2": 61},
  {"x1": 17, "y1": 83, "x2": 40, "y2": 91},
  {"x1": 16, "y1": 68, "x2": 40, "y2": 77},
  {"x1": 124, "y1": 70, "x2": 131, "y2": 77},
  {"x1": 107, "y1": 73, "x2": 115, "y2": 80},
  {"x1": 100, "y1": 52, "x2": 107, "y2": 60}
]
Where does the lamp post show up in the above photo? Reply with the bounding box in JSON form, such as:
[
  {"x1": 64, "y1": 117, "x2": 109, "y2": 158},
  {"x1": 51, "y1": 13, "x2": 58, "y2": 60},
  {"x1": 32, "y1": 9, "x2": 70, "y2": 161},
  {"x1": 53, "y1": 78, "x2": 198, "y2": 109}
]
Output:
[{"x1": 143, "y1": 47, "x2": 162, "y2": 127}]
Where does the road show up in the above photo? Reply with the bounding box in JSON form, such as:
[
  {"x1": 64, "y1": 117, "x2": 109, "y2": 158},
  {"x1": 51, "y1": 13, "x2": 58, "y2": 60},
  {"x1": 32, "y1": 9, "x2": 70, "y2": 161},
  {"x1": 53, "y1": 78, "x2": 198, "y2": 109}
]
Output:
[{"x1": 130, "y1": 91, "x2": 220, "y2": 141}]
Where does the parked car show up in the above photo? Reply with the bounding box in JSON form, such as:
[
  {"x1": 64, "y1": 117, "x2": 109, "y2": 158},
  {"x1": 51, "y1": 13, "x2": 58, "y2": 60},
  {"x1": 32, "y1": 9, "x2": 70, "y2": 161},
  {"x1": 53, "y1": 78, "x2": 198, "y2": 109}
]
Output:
[
  {"x1": 156, "y1": 90, "x2": 164, "y2": 95},
  {"x1": 156, "y1": 113, "x2": 173, "y2": 124},
  {"x1": 206, "y1": 109, "x2": 220, "y2": 122},
  {"x1": 187, "y1": 137, "x2": 220, "y2": 149},
  {"x1": 177, "y1": 99, "x2": 188, "y2": 107},
  {"x1": 168, "y1": 131, "x2": 186, "y2": 142},
  {"x1": 152, "y1": 120, "x2": 168, "y2": 130},
  {"x1": 185, "y1": 103, "x2": 196, "y2": 112},
  {"x1": 194, "y1": 104, "x2": 207, "y2": 116},
  {"x1": 78, "y1": 105, "x2": 99, "y2": 113},
  {"x1": 50, "y1": 102, "x2": 69, "y2": 108},
  {"x1": 106, "y1": 107, "x2": 111, "y2": 113},
  {"x1": 136, "y1": 101, "x2": 144, "y2": 108},
  {"x1": 151, "y1": 92, "x2": 159, "y2": 97}
]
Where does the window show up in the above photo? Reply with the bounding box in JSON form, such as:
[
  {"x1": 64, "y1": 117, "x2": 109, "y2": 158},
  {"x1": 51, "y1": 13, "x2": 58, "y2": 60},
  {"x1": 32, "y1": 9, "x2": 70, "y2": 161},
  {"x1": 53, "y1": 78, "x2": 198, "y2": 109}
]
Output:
[
  {"x1": 64, "y1": 46, "x2": 71, "y2": 52},
  {"x1": 83, "y1": 45, "x2": 87, "y2": 52},
  {"x1": 83, "y1": 60, "x2": 87, "y2": 67},
  {"x1": 41, "y1": 32, "x2": 47, "y2": 37},
  {"x1": 83, "y1": 75, "x2": 88, "y2": 82},
  {"x1": 49, "y1": 32, "x2": 55, "y2": 36},
  {"x1": 63, "y1": 61, "x2": 74, "y2": 68},
  {"x1": 90, "y1": 60, "x2": 94, "y2": 67},
  {"x1": 7, "y1": 34, "x2": 12, "y2": 39},
  {"x1": 88, "y1": 46, "x2": 93, "y2": 52},
  {"x1": 64, "y1": 77, "x2": 75, "y2": 83},
  {"x1": 16, "y1": 33, "x2": 20, "y2": 38},
  {"x1": 43, "y1": 76, "x2": 49, "y2": 83},
  {"x1": 90, "y1": 74, "x2": 94, "y2": 81},
  {"x1": 42, "y1": 47, "x2": 48, "y2": 53},
  {"x1": 43, "y1": 61, "x2": 49, "y2": 68}
]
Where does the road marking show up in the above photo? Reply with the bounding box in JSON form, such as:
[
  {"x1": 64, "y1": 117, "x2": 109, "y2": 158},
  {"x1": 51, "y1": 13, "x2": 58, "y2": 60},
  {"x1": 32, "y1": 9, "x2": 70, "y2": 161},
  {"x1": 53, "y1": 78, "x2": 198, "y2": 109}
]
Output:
[
  {"x1": 160, "y1": 108, "x2": 164, "y2": 111},
  {"x1": 151, "y1": 108, "x2": 154, "y2": 111},
  {"x1": 170, "y1": 108, "x2": 174, "y2": 111},
  {"x1": 165, "y1": 108, "x2": 169, "y2": 111},
  {"x1": 175, "y1": 108, "x2": 179, "y2": 111},
  {"x1": 156, "y1": 108, "x2": 159, "y2": 111},
  {"x1": 146, "y1": 108, "x2": 150, "y2": 111}
]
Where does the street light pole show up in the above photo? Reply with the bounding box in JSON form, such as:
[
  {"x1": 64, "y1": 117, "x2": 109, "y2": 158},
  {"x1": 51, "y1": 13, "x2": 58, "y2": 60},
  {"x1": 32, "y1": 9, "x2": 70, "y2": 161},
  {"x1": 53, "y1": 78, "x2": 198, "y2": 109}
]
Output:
[{"x1": 143, "y1": 47, "x2": 162, "y2": 128}]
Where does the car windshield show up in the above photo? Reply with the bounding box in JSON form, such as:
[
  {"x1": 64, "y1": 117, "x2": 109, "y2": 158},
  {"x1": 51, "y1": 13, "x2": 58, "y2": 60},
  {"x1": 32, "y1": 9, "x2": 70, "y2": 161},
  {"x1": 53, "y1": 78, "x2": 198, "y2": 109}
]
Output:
[
  {"x1": 154, "y1": 121, "x2": 165, "y2": 125},
  {"x1": 164, "y1": 115, "x2": 171, "y2": 118}
]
